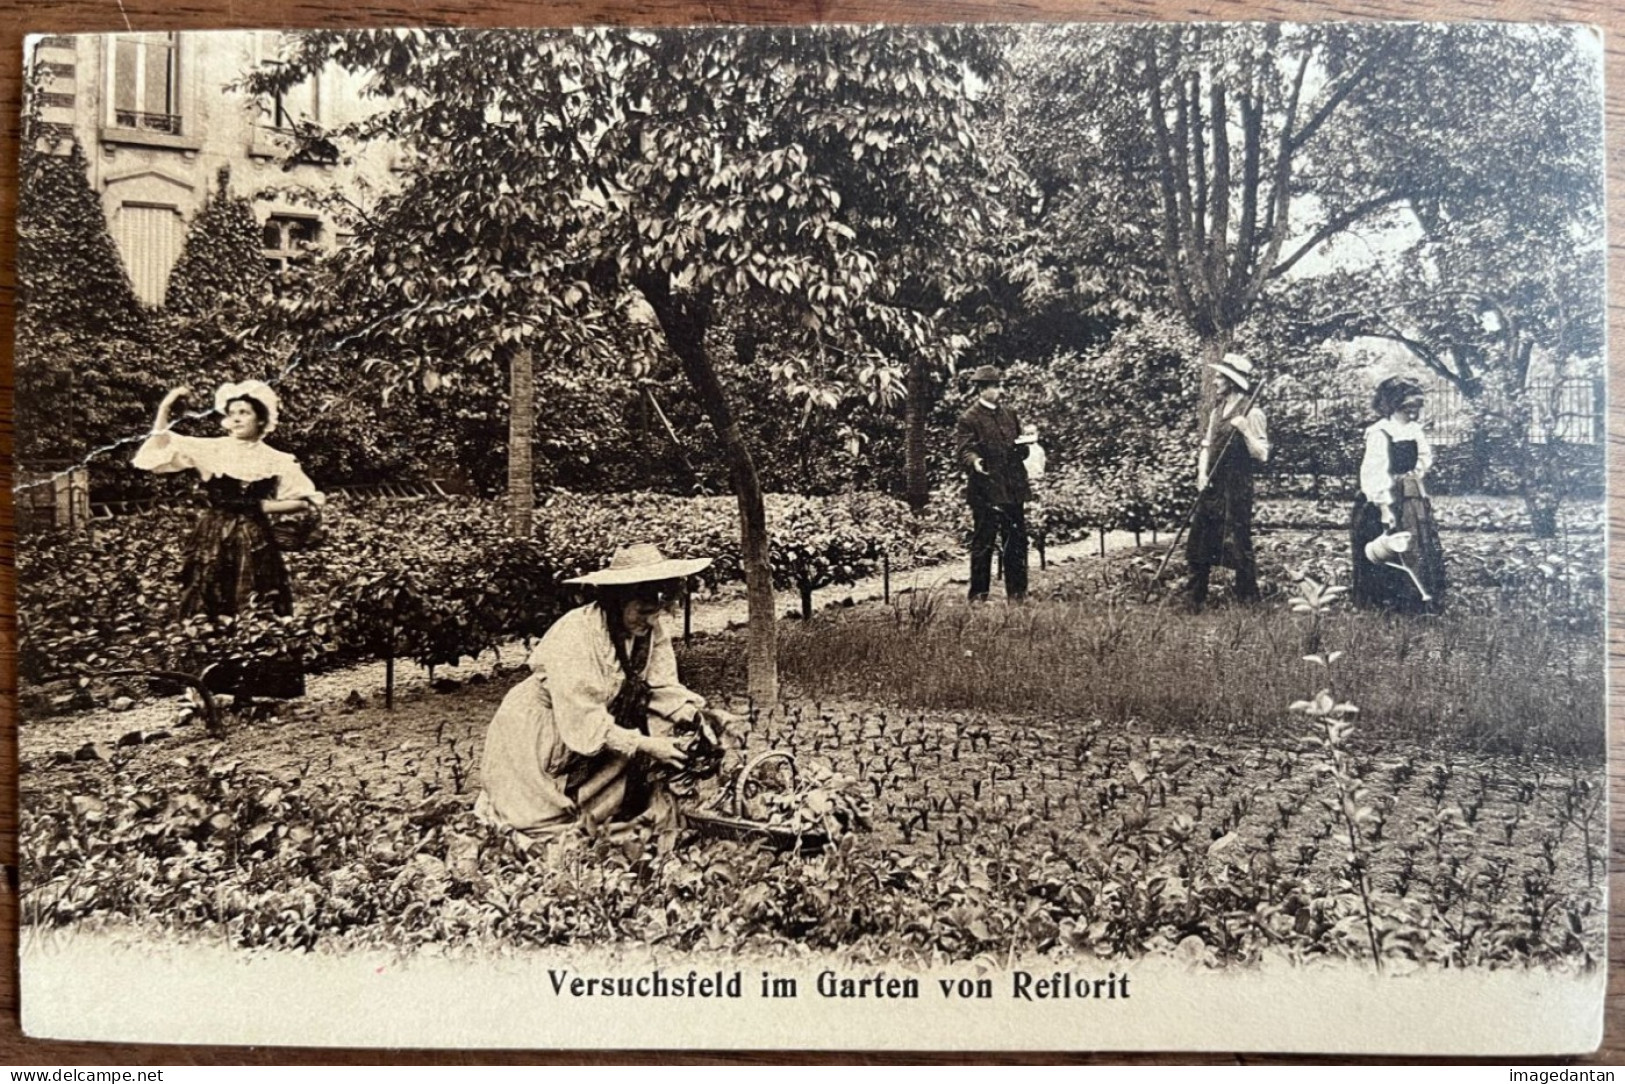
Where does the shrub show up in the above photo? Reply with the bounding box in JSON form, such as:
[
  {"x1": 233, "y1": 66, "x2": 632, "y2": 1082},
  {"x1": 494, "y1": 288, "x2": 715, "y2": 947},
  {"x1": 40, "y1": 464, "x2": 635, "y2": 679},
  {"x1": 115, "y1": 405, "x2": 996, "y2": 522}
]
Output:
[{"x1": 19, "y1": 490, "x2": 957, "y2": 689}]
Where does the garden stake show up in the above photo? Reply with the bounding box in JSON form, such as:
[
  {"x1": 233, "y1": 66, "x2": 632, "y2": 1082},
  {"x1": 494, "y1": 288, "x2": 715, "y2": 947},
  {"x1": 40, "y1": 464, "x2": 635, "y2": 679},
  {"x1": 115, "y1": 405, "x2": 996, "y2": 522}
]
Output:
[{"x1": 1143, "y1": 375, "x2": 1275, "y2": 604}]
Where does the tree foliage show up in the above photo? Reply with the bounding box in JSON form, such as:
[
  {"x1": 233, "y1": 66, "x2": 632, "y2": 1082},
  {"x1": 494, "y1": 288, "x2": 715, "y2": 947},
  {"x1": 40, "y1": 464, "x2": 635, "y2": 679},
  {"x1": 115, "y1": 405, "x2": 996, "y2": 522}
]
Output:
[
  {"x1": 17, "y1": 139, "x2": 146, "y2": 341},
  {"x1": 253, "y1": 26, "x2": 1005, "y2": 703},
  {"x1": 1292, "y1": 26, "x2": 1605, "y2": 533},
  {"x1": 164, "y1": 167, "x2": 271, "y2": 325}
]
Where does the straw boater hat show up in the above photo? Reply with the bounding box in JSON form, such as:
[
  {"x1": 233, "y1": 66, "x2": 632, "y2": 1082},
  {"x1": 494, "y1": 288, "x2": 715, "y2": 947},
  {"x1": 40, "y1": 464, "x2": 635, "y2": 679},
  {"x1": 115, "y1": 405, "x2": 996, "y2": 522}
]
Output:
[
  {"x1": 1208, "y1": 353, "x2": 1255, "y2": 393},
  {"x1": 214, "y1": 380, "x2": 280, "y2": 434},
  {"x1": 564, "y1": 543, "x2": 712, "y2": 586},
  {"x1": 968, "y1": 365, "x2": 1003, "y2": 385}
]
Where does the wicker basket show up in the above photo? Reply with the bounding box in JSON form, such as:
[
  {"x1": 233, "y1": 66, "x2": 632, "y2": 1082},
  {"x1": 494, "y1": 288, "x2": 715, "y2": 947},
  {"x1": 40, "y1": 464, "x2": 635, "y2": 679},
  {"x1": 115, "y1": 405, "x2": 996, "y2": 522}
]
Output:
[
  {"x1": 685, "y1": 751, "x2": 831, "y2": 852},
  {"x1": 270, "y1": 507, "x2": 324, "y2": 552}
]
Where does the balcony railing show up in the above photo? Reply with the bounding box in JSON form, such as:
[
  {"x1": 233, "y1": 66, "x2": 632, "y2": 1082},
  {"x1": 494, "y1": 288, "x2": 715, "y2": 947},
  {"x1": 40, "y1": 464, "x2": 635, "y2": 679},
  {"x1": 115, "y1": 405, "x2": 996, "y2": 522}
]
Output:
[{"x1": 113, "y1": 110, "x2": 182, "y2": 135}]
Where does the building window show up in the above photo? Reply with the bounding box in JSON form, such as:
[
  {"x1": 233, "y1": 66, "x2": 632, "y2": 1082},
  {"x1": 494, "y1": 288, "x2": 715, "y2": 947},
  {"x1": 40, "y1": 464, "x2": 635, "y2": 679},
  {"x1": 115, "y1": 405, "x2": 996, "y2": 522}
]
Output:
[
  {"x1": 256, "y1": 33, "x2": 320, "y2": 133},
  {"x1": 267, "y1": 67, "x2": 319, "y2": 131},
  {"x1": 110, "y1": 33, "x2": 180, "y2": 135},
  {"x1": 111, "y1": 202, "x2": 184, "y2": 306},
  {"x1": 263, "y1": 214, "x2": 321, "y2": 279}
]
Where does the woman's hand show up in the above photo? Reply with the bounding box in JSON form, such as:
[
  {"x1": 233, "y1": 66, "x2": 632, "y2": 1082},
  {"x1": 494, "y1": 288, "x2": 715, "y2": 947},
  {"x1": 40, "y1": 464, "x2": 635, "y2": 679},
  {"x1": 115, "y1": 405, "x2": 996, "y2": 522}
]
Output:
[
  {"x1": 1380, "y1": 503, "x2": 1397, "y2": 529},
  {"x1": 153, "y1": 386, "x2": 192, "y2": 432},
  {"x1": 639, "y1": 735, "x2": 688, "y2": 769},
  {"x1": 699, "y1": 706, "x2": 745, "y2": 735}
]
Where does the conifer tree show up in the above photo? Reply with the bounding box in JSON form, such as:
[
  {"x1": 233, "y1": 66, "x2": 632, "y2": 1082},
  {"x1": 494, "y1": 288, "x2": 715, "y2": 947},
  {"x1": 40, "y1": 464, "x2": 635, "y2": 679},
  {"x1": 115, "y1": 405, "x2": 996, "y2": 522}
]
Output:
[
  {"x1": 164, "y1": 166, "x2": 271, "y2": 329},
  {"x1": 15, "y1": 112, "x2": 151, "y2": 467},
  {"x1": 16, "y1": 138, "x2": 145, "y2": 341}
]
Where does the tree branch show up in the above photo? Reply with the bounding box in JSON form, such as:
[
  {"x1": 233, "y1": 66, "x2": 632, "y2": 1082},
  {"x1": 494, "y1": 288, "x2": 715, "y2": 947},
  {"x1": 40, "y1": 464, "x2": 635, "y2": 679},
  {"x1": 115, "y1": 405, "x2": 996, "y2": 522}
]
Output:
[
  {"x1": 1289, "y1": 42, "x2": 1385, "y2": 154},
  {"x1": 1252, "y1": 51, "x2": 1310, "y2": 302},
  {"x1": 1144, "y1": 46, "x2": 1199, "y2": 326},
  {"x1": 1225, "y1": 89, "x2": 1264, "y2": 325},
  {"x1": 1269, "y1": 193, "x2": 1406, "y2": 279},
  {"x1": 1207, "y1": 77, "x2": 1231, "y2": 313},
  {"x1": 1190, "y1": 72, "x2": 1208, "y2": 256}
]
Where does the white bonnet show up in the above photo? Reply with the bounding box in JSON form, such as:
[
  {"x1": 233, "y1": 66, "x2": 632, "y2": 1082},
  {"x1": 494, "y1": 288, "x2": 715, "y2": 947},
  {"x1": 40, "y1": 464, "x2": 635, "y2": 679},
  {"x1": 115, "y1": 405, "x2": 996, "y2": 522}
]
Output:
[{"x1": 214, "y1": 380, "x2": 280, "y2": 434}]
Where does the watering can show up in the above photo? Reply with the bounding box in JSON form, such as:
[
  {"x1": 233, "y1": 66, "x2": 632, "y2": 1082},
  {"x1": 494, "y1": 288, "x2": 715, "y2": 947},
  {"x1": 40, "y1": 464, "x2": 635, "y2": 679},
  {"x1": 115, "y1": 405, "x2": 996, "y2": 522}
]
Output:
[{"x1": 1365, "y1": 531, "x2": 1432, "y2": 602}]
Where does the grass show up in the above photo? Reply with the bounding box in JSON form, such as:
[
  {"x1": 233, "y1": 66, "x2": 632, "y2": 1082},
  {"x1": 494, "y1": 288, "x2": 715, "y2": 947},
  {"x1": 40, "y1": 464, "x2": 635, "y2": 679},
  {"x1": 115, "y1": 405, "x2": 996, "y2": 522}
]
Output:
[{"x1": 744, "y1": 557, "x2": 1604, "y2": 760}]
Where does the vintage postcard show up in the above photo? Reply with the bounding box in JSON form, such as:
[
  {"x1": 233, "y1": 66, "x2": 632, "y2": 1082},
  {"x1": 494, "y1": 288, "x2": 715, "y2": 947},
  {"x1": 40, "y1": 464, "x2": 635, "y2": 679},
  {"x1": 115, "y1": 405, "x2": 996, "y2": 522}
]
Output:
[{"x1": 14, "y1": 23, "x2": 1607, "y2": 1053}]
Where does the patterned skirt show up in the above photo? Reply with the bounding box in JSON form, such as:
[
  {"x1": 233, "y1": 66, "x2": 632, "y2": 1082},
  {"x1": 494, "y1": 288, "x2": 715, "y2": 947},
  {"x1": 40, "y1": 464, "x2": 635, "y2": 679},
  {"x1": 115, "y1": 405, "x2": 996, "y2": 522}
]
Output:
[
  {"x1": 179, "y1": 508, "x2": 303, "y2": 699},
  {"x1": 178, "y1": 508, "x2": 293, "y2": 619}
]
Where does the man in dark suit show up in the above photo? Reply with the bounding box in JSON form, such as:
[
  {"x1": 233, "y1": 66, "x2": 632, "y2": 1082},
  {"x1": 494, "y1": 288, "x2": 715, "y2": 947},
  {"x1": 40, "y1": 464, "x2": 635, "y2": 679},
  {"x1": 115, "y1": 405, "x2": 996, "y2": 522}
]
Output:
[{"x1": 956, "y1": 365, "x2": 1030, "y2": 601}]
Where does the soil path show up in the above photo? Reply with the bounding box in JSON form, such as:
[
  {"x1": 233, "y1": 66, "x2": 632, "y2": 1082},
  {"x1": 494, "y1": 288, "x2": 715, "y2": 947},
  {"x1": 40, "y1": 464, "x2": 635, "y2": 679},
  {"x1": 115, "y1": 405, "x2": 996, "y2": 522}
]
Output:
[{"x1": 20, "y1": 528, "x2": 1152, "y2": 760}]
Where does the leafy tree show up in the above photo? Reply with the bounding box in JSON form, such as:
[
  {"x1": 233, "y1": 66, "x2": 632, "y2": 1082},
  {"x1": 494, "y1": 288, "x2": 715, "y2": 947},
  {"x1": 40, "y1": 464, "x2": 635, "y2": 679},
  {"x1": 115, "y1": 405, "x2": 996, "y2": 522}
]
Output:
[
  {"x1": 16, "y1": 140, "x2": 145, "y2": 341},
  {"x1": 253, "y1": 26, "x2": 1003, "y2": 704},
  {"x1": 1007, "y1": 25, "x2": 1461, "y2": 413},
  {"x1": 1003, "y1": 313, "x2": 1199, "y2": 535},
  {"x1": 1294, "y1": 26, "x2": 1605, "y2": 534}
]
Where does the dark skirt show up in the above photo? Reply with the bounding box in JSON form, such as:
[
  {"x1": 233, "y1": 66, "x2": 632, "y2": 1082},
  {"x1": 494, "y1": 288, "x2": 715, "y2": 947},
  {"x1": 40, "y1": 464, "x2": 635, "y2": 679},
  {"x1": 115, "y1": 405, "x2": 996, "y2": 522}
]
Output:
[
  {"x1": 179, "y1": 508, "x2": 303, "y2": 699},
  {"x1": 1186, "y1": 471, "x2": 1255, "y2": 571},
  {"x1": 1350, "y1": 496, "x2": 1446, "y2": 614},
  {"x1": 179, "y1": 508, "x2": 294, "y2": 619}
]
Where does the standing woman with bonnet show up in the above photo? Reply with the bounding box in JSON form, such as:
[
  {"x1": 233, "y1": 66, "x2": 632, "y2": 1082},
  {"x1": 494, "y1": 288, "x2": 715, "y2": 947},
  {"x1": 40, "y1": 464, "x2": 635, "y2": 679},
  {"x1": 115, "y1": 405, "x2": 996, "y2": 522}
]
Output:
[
  {"x1": 1351, "y1": 376, "x2": 1446, "y2": 614},
  {"x1": 133, "y1": 380, "x2": 325, "y2": 621}
]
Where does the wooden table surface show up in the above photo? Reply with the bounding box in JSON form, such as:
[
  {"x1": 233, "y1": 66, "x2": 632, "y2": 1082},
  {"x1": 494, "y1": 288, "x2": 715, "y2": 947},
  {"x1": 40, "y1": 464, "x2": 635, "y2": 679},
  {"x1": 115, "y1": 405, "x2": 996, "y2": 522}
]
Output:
[{"x1": 0, "y1": 0, "x2": 1620, "y2": 1066}]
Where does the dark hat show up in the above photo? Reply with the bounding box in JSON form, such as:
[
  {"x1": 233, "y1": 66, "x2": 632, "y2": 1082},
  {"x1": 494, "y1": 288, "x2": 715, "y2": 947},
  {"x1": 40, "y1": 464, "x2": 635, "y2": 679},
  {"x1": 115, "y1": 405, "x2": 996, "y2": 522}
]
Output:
[
  {"x1": 1372, "y1": 376, "x2": 1425, "y2": 417},
  {"x1": 968, "y1": 365, "x2": 1003, "y2": 385}
]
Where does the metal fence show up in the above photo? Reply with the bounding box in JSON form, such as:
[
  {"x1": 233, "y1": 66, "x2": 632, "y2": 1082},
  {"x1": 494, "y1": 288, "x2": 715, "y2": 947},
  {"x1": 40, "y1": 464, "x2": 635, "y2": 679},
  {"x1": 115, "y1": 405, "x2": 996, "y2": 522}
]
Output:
[
  {"x1": 1279, "y1": 378, "x2": 1603, "y2": 447},
  {"x1": 1429, "y1": 379, "x2": 1604, "y2": 446}
]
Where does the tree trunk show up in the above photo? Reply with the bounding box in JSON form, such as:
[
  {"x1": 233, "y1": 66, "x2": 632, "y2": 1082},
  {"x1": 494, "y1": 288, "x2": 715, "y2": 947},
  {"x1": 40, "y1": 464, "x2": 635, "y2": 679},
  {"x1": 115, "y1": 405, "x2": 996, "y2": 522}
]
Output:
[
  {"x1": 1195, "y1": 333, "x2": 1232, "y2": 438},
  {"x1": 904, "y1": 354, "x2": 931, "y2": 513},
  {"x1": 1511, "y1": 393, "x2": 1562, "y2": 539},
  {"x1": 638, "y1": 279, "x2": 778, "y2": 707},
  {"x1": 506, "y1": 343, "x2": 534, "y2": 538},
  {"x1": 1465, "y1": 411, "x2": 1491, "y2": 494}
]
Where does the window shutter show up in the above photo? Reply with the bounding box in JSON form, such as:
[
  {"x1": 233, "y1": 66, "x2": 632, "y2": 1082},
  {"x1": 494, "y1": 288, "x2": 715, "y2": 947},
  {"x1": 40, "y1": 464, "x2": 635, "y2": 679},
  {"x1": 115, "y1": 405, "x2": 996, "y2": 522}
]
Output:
[{"x1": 111, "y1": 203, "x2": 183, "y2": 305}]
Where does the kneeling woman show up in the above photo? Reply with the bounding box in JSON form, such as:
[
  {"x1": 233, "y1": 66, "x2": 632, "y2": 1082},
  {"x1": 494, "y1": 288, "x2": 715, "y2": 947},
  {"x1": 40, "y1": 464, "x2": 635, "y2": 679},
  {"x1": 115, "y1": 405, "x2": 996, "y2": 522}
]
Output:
[{"x1": 476, "y1": 544, "x2": 731, "y2": 843}]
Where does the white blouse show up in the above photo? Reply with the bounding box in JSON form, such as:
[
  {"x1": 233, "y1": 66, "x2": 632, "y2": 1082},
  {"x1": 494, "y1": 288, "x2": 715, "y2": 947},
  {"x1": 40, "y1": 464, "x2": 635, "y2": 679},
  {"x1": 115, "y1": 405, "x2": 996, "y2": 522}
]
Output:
[
  {"x1": 1359, "y1": 417, "x2": 1432, "y2": 505},
  {"x1": 132, "y1": 432, "x2": 325, "y2": 504},
  {"x1": 526, "y1": 604, "x2": 705, "y2": 762}
]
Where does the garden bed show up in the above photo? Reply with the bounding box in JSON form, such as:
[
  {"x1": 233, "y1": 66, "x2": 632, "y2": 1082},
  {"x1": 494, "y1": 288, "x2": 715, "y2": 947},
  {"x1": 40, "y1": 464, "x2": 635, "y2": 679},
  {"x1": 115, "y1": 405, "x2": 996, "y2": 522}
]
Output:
[{"x1": 20, "y1": 523, "x2": 1605, "y2": 970}]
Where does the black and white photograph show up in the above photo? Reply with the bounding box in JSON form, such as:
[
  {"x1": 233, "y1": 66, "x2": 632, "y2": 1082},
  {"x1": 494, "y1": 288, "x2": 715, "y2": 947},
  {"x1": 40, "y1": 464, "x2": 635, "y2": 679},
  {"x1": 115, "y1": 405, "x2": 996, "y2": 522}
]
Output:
[{"x1": 12, "y1": 22, "x2": 1609, "y2": 1053}]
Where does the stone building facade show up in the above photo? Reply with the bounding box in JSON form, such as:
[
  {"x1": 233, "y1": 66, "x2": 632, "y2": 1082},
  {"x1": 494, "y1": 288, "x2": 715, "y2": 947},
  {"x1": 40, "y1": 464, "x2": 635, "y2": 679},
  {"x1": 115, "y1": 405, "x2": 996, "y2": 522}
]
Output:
[{"x1": 27, "y1": 30, "x2": 398, "y2": 306}]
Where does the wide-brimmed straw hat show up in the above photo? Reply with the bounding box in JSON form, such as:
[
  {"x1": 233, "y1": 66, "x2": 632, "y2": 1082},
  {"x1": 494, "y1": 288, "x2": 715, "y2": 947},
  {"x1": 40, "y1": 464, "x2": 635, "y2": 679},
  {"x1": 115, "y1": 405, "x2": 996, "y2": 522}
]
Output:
[
  {"x1": 215, "y1": 380, "x2": 280, "y2": 434},
  {"x1": 1208, "y1": 353, "x2": 1255, "y2": 392},
  {"x1": 564, "y1": 543, "x2": 712, "y2": 586},
  {"x1": 968, "y1": 365, "x2": 1003, "y2": 386}
]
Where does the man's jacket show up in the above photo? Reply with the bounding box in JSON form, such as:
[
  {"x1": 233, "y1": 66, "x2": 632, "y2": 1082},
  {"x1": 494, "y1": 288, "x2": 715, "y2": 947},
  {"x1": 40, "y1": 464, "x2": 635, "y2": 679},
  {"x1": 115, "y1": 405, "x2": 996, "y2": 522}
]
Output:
[{"x1": 955, "y1": 400, "x2": 1030, "y2": 508}]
